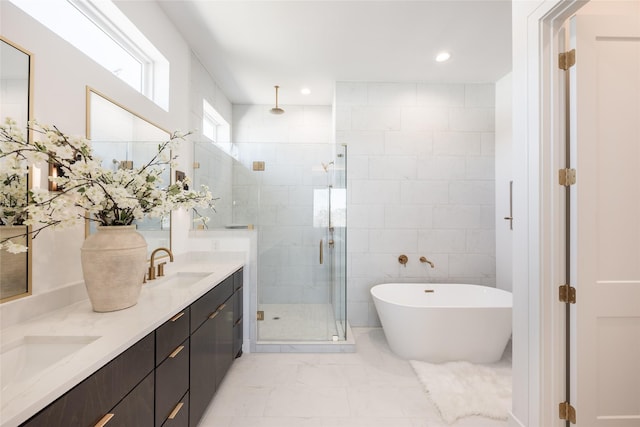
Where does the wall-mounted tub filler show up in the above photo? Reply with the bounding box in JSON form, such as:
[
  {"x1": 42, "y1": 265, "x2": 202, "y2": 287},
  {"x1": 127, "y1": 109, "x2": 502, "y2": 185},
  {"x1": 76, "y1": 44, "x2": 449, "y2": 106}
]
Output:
[{"x1": 419, "y1": 256, "x2": 435, "y2": 268}]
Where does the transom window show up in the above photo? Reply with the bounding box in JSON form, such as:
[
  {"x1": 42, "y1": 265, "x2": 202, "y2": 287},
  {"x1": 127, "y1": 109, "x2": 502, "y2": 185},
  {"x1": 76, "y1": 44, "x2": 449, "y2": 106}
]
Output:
[{"x1": 10, "y1": 0, "x2": 169, "y2": 110}]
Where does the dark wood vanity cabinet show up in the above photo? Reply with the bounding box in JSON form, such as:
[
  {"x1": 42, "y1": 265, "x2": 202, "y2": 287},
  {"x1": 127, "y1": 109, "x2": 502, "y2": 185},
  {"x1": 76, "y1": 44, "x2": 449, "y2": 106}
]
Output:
[{"x1": 19, "y1": 267, "x2": 243, "y2": 427}]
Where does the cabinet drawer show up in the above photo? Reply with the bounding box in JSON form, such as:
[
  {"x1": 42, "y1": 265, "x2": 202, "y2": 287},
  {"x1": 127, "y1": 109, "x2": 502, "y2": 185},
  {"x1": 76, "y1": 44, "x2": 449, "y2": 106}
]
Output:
[
  {"x1": 155, "y1": 338, "x2": 189, "y2": 427},
  {"x1": 156, "y1": 308, "x2": 190, "y2": 366},
  {"x1": 161, "y1": 391, "x2": 189, "y2": 427},
  {"x1": 21, "y1": 333, "x2": 154, "y2": 427},
  {"x1": 96, "y1": 371, "x2": 155, "y2": 427},
  {"x1": 190, "y1": 276, "x2": 233, "y2": 333}
]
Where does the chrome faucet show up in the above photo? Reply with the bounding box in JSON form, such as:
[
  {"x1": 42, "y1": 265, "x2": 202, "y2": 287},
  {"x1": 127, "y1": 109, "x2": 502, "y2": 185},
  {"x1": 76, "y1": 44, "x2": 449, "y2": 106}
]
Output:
[
  {"x1": 420, "y1": 256, "x2": 435, "y2": 268},
  {"x1": 148, "y1": 247, "x2": 174, "y2": 281}
]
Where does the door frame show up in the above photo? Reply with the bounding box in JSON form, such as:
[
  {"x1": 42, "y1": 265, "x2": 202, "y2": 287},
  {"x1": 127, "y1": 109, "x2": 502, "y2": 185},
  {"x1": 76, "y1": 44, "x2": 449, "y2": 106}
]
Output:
[{"x1": 512, "y1": 1, "x2": 587, "y2": 426}]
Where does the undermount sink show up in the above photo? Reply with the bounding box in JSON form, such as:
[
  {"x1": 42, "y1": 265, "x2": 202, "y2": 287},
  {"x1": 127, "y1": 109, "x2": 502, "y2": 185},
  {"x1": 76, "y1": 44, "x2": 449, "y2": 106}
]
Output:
[
  {"x1": 1, "y1": 335, "x2": 100, "y2": 391},
  {"x1": 152, "y1": 271, "x2": 213, "y2": 288}
]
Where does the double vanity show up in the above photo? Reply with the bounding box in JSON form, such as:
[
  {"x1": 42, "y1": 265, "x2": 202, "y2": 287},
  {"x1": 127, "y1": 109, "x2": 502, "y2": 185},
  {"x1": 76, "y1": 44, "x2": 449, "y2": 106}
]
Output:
[{"x1": 0, "y1": 256, "x2": 244, "y2": 427}]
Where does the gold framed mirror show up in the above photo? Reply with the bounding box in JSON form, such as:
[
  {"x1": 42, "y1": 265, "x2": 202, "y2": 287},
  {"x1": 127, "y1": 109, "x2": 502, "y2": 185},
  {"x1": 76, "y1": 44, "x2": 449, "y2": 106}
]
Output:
[
  {"x1": 85, "y1": 87, "x2": 171, "y2": 257},
  {"x1": 0, "y1": 36, "x2": 33, "y2": 303}
]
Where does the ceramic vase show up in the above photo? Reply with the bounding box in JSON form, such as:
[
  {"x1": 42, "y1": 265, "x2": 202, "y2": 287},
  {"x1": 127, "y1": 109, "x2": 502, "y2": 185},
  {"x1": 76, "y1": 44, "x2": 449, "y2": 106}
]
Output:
[{"x1": 81, "y1": 225, "x2": 147, "y2": 312}]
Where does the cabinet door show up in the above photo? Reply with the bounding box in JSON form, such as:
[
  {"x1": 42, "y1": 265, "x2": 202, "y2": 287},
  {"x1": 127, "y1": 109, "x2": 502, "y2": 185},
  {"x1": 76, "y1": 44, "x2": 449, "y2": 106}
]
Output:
[
  {"x1": 215, "y1": 299, "x2": 234, "y2": 388},
  {"x1": 21, "y1": 333, "x2": 154, "y2": 427},
  {"x1": 155, "y1": 339, "x2": 189, "y2": 427},
  {"x1": 99, "y1": 372, "x2": 155, "y2": 427},
  {"x1": 189, "y1": 317, "x2": 216, "y2": 427}
]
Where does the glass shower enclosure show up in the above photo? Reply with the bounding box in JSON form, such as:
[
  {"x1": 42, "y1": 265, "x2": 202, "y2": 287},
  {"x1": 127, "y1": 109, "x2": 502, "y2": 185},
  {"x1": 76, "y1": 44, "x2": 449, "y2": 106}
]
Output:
[{"x1": 233, "y1": 143, "x2": 347, "y2": 342}]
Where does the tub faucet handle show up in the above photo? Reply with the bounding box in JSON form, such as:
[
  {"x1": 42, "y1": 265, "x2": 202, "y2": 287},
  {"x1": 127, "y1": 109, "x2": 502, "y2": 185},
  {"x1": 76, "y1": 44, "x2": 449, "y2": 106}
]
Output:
[
  {"x1": 420, "y1": 256, "x2": 435, "y2": 268},
  {"x1": 398, "y1": 254, "x2": 408, "y2": 266}
]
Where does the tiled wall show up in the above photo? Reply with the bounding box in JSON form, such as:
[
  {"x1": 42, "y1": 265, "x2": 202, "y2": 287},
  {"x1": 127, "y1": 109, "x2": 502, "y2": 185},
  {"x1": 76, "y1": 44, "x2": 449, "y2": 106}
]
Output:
[{"x1": 336, "y1": 82, "x2": 496, "y2": 327}]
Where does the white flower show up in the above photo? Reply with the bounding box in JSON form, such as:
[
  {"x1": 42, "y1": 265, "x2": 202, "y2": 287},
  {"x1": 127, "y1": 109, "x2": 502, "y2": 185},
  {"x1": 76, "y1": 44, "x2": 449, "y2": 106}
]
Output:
[{"x1": 1, "y1": 120, "x2": 213, "y2": 252}]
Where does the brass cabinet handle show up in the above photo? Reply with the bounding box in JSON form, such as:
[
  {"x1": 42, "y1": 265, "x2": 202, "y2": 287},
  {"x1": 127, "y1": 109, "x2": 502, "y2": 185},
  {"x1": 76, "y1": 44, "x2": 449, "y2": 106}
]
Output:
[
  {"x1": 208, "y1": 311, "x2": 219, "y2": 319},
  {"x1": 168, "y1": 402, "x2": 184, "y2": 420},
  {"x1": 319, "y1": 239, "x2": 324, "y2": 265},
  {"x1": 234, "y1": 316, "x2": 243, "y2": 326},
  {"x1": 169, "y1": 311, "x2": 185, "y2": 322},
  {"x1": 168, "y1": 345, "x2": 184, "y2": 359},
  {"x1": 217, "y1": 303, "x2": 226, "y2": 311},
  {"x1": 95, "y1": 413, "x2": 114, "y2": 427}
]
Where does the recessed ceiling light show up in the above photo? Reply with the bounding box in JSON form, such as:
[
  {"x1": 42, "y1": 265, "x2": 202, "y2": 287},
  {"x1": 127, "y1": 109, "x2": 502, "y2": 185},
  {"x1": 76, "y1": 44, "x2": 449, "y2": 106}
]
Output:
[
  {"x1": 435, "y1": 51, "x2": 451, "y2": 63},
  {"x1": 301, "y1": 87, "x2": 311, "y2": 95}
]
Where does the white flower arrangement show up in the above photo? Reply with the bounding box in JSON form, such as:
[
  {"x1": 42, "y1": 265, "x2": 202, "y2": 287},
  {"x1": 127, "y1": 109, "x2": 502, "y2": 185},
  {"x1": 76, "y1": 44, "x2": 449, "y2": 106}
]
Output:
[{"x1": 0, "y1": 118, "x2": 214, "y2": 253}]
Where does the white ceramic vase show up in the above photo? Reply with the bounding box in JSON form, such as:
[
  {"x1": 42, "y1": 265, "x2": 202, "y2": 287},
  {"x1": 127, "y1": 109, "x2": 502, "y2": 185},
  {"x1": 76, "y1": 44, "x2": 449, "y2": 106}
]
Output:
[{"x1": 81, "y1": 225, "x2": 147, "y2": 312}]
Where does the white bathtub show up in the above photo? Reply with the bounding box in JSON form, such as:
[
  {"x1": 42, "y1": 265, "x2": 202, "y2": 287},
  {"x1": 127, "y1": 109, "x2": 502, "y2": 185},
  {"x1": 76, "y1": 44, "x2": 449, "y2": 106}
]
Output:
[{"x1": 371, "y1": 283, "x2": 512, "y2": 363}]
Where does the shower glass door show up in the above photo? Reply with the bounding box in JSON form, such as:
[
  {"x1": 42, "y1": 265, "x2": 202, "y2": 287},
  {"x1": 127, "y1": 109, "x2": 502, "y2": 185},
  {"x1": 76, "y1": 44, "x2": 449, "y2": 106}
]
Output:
[{"x1": 239, "y1": 142, "x2": 346, "y2": 342}]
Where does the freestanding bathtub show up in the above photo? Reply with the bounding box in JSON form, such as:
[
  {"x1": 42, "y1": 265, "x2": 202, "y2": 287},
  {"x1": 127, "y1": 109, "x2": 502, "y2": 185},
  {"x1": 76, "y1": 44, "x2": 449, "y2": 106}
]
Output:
[{"x1": 371, "y1": 283, "x2": 512, "y2": 364}]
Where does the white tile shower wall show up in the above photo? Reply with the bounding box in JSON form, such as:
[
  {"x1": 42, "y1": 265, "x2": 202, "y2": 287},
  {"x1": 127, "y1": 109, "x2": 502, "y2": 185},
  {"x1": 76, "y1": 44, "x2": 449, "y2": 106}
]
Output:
[
  {"x1": 336, "y1": 82, "x2": 496, "y2": 327},
  {"x1": 232, "y1": 105, "x2": 335, "y2": 305}
]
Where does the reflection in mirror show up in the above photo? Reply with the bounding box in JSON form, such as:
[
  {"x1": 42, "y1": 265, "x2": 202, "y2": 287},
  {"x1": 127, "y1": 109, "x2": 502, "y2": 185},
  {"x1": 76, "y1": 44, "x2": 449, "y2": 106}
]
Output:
[
  {"x1": 0, "y1": 37, "x2": 32, "y2": 302},
  {"x1": 192, "y1": 141, "x2": 233, "y2": 229},
  {"x1": 86, "y1": 88, "x2": 171, "y2": 257}
]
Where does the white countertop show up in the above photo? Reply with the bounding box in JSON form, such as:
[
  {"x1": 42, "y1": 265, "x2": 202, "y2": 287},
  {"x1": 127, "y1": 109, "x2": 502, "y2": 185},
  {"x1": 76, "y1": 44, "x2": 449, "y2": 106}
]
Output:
[{"x1": 0, "y1": 256, "x2": 244, "y2": 427}]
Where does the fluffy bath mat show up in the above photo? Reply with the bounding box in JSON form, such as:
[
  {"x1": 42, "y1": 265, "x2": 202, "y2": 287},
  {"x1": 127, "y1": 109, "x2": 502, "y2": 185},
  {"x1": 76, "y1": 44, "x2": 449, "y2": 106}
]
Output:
[{"x1": 409, "y1": 360, "x2": 511, "y2": 424}]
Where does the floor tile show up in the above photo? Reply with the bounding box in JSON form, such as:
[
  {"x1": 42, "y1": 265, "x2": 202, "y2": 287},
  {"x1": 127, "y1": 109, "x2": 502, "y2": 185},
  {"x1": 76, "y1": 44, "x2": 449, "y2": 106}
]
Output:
[{"x1": 199, "y1": 327, "x2": 509, "y2": 427}]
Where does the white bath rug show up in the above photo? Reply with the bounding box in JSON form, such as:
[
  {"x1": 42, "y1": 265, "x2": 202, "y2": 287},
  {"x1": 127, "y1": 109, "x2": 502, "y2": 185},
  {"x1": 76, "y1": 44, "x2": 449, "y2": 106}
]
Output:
[{"x1": 409, "y1": 360, "x2": 511, "y2": 424}]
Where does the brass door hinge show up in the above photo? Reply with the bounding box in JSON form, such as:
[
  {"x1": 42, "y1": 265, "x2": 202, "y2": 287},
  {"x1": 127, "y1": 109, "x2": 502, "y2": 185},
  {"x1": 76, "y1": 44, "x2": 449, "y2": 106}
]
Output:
[
  {"x1": 559, "y1": 168, "x2": 577, "y2": 186},
  {"x1": 559, "y1": 49, "x2": 576, "y2": 70},
  {"x1": 559, "y1": 401, "x2": 577, "y2": 424},
  {"x1": 559, "y1": 284, "x2": 577, "y2": 304},
  {"x1": 257, "y1": 310, "x2": 264, "y2": 321}
]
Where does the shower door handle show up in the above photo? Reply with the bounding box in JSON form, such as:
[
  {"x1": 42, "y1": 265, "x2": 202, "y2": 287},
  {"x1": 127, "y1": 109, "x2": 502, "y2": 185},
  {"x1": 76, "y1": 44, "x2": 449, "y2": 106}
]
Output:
[
  {"x1": 319, "y1": 239, "x2": 324, "y2": 265},
  {"x1": 503, "y1": 180, "x2": 514, "y2": 230}
]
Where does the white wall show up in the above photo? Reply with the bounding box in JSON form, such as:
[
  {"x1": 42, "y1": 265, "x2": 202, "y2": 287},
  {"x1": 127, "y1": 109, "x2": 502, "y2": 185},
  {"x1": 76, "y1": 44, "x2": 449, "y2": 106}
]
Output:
[
  {"x1": 0, "y1": 1, "x2": 232, "y2": 296},
  {"x1": 335, "y1": 82, "x2": 497, "y2": 327},
  {"x1": 495, "y1": 73, "x2": 513, "y2": 292}
]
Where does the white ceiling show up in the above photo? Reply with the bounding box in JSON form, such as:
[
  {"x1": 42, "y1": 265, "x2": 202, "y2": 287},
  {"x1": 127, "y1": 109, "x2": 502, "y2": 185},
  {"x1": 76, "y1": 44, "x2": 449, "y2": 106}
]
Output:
[{"x1": 158, "y1": 0, "x2": 512, "y2": 106}]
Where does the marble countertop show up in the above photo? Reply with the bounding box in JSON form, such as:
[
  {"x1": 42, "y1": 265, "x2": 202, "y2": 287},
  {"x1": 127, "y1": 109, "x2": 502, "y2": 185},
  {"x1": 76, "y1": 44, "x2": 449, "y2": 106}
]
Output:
[{"x1": 0, "y1": 255, "x2": 244, "y2": 427}]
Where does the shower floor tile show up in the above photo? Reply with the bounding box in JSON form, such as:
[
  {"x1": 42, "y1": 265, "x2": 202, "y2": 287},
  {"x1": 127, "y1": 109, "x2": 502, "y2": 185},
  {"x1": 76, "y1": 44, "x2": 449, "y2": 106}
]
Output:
[
  {"x1": 198, "y1": 327, "x2": 510, "y2": 427},
  {"x1": 257, "y1": 303, "x2": 338, "y2": 341}
]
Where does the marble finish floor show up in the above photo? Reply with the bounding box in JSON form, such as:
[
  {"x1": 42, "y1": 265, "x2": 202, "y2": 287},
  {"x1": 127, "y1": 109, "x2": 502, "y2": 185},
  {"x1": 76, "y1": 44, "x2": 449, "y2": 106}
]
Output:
[
  {"x1": 257, "y1": 303, "x2": 339, "y2": 341},
  {"x1": 198, "y1": 327, "x2": 509, "y2": 427}
]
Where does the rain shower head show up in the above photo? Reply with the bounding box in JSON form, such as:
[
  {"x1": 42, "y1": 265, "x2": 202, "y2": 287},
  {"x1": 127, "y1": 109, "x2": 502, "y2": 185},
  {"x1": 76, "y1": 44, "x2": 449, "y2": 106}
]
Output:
[{"x1": 270, "y1": 85, "x2": 285, "y2": 115}]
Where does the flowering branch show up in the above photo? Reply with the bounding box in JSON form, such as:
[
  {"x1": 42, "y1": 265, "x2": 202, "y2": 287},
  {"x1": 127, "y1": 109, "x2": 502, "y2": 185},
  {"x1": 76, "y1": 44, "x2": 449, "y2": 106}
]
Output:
[{"x1": 0, "y1": 118, "x2": 215, "y2": 253}]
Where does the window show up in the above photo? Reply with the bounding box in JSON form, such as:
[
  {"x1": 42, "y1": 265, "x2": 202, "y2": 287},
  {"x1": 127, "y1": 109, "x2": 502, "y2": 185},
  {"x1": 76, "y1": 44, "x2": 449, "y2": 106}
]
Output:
[
  {"x1": 202, "y1": 99, "x2": 234, "y2": 158},
  {"x1": 10, "y1": 0, "x2": 169, "y2": 110}
]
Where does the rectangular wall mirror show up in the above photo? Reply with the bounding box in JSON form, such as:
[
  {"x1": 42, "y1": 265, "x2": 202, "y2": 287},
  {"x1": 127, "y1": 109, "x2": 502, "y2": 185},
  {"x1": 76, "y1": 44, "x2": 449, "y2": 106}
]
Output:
[
  {"x1": 0, "y1": 36, "x2": 32, "y2": 303},
  {"x1": 86, "y1": 87, "x2": 171, "y2": 257}
]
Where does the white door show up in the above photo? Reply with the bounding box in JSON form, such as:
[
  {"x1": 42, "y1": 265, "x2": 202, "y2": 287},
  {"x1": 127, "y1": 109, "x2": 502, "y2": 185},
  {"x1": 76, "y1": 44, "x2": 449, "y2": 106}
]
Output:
[{"x1": 570, "y1": 10, "x2": 640, "y2": 426}]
